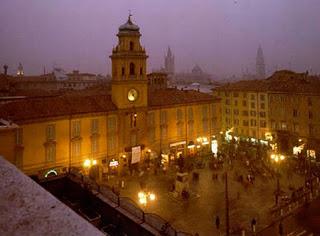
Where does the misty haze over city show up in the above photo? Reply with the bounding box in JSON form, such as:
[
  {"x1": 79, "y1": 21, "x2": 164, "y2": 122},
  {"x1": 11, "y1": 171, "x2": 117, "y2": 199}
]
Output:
[{"x1": 1, "y1": 0, "x2": 320, "y2": 77}]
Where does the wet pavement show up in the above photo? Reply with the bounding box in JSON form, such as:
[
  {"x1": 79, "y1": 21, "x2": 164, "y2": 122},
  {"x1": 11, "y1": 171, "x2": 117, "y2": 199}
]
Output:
[{"x1": 99, "y1": 158, "x2": 306, "y2": 235}]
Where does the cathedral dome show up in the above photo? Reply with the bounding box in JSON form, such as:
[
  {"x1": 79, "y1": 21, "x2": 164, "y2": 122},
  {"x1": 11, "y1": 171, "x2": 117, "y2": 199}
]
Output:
[
  {"x1": 192, "y1": 64, "x2": 203, "y2": 75},
  {"x1": 119, "y1": 15, "x2": 140, "y2": 32}
]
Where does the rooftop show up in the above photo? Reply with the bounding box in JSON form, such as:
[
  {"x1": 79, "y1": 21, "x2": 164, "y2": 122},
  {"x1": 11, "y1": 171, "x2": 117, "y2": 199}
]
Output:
[
  {"x1": 0, "y1": 93, "x2": 117, "y2": 122},
  {"x1": 0, "y1": 87, "x2": 214, "y2": 123},
  {"x1": 0, "y1": 156, "x2": 103, "y2": 236},
  {"x1": 148, "y1": 88, "x2": 214, "y2": 107},
  {"x1": 118, "y1": 15, "x2": 140, "y2": 32},
  {"x1": 214, "y1": 70, "x2": 320, "y2": 94}
]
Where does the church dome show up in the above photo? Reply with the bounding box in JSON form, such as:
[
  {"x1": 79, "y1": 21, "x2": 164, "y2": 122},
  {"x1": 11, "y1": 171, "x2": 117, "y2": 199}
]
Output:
[
  {"x1": 119, "y1": 15, "x2": 140, "y2": 32},
  {"x1": 192, "y1": 64, "x2": 203, "y2": 74}
]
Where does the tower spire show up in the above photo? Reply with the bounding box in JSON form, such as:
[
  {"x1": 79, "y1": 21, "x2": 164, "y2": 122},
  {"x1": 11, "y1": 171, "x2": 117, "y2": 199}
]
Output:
[
  {"x1": 164, "y1": 46, "x2": 175, "y2": 75},
  {"x1": 256, "y1": 45, "x2": 266, "y2": 79}
]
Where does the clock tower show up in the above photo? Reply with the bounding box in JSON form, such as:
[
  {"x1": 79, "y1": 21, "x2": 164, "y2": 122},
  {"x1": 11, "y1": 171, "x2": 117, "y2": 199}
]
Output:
[{"x1": 110, "y1": 15, "x2": 148, "y2": 109}]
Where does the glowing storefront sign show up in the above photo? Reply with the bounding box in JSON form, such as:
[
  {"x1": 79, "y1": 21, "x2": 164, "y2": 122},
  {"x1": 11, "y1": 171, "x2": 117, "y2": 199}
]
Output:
[
  {"x1": 293, "y1": 144, "x2": 305, "y2": 155},
  {"x1": 211, "y1": 140, "x2": 218, "y2": 157},
  {"x1": 109, "y1": 160, "x2": 119, "y2": 167},
  {"x1": 132, "y1": 146, "x2": 141, "y2": 164}
]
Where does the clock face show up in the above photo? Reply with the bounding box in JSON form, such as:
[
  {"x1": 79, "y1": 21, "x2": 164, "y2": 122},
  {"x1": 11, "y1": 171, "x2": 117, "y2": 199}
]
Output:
[{"x1": 128, "y1": 88, "x2": 138, "y2": 101}]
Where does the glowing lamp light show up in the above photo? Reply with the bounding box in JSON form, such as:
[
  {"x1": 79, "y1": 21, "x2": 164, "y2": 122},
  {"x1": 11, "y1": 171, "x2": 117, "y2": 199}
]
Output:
[
  {"x1": 138, "y1": 191, "x2": 147, "y2": 205},
  {"x1": 202, "y1": 137, "x2": 209, "y2": 145},
  {"x1": 83, "y1": 159, "x2": 91, "y2": 168},
  {"x1": 149, "y1": 193, "x2": 156, "y2": 201},
  {"x1": 138, "y1": 191, "x2": 156, "y2": 205},
  {"x1": 188, "y1": 141, "x2": 195, "y2": 149},
  {"x1": 271, "y1": 153, "x2": 285, "y2": 163},
  {"x1": 92, "y1": 159, "x2": 97, "y2": 165},
  {"x1": 139, "y1": 196, "x2": 147, "y2": 205},
  {"x1": 138, "y1": 192, "x2": 145, "y2": 199}
]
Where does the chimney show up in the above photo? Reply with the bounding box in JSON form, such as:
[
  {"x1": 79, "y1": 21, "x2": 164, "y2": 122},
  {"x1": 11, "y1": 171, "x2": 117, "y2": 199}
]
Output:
[{"x1": 3, "y1": 65, "x2": 8, "y2": 75}]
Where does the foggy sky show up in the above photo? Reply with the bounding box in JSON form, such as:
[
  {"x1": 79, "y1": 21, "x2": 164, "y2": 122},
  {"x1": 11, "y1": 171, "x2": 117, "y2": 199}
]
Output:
[{"x1": 1, "y1": 0, "x2": 320, "y2": 77}]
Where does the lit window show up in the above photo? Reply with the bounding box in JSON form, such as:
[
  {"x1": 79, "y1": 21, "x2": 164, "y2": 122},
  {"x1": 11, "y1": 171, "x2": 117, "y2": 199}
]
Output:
[
  {"x1": 46, "y1": 124, "x2": 55, "y2": 141},
  {"x1": 91, "y1": 119, "x2": 99, "y2": 134},
  {"x1": 72, "y1": 141, "x2": 81, "y2": 157},
  {"x1": 250, "y1": 119, "x2": 257, "y2": 126},
  {"x1": 91, "y1": 137, "x2": 99, "y2": 154},
  {"x1": 281, "y1": 122, "x2": 287, "y2": 130},
  {"x1": 46, "y1": 145, "x2": 56, "y2": 163}
]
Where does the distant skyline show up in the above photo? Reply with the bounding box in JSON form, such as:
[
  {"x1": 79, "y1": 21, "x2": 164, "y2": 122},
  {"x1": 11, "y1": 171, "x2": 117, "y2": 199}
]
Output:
[{"x1": 1, "y1": 0, "x2": 320, "y2": 77}]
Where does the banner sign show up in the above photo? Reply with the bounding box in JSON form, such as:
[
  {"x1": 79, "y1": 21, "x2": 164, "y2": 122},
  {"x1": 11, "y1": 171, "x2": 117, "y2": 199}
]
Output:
[{"x1": 131, "y1": 146, "x2": 141, "y2": 164}]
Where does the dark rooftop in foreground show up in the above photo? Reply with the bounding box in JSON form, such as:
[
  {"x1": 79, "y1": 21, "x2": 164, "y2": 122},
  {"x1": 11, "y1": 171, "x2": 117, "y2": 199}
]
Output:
[{"x1": 0, "y1": 156, "x2": 104, "y2": 236}]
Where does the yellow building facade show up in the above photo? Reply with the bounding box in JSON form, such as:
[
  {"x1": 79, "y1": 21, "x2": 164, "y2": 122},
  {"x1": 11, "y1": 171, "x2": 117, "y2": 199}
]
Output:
[
  {"x1": 0, "y1": 16, "x2": 220, "y2": 177},
  {"x1": 213, "y1": 70, "x2": 320, "y2": 154}
]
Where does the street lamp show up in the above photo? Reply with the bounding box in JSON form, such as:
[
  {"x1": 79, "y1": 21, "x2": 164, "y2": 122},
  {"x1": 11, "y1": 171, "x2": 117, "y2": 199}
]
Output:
[
  {"x1": 270, "y1": 153, "x2": 286, "y2": 205},
  {"x1": 83, "y1": 159, "x2": 98, "y2": 177},
  {"x1": 138, "y1": 191, "x2": 156, "y2": 208}
]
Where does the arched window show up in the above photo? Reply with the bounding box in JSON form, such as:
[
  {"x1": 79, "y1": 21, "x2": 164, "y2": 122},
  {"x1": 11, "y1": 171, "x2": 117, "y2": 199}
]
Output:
[
  {"x1": 121, "y1": 67, "x2": 125, "y2": 76},
  {"x1": 140, "y1": 67, "x2": 143, "y2": 75},
  {"x1": 130, "y1": 63, "x2": 135, "y2": 76},
  {"x1": 130, "y1": 41, "x2": 134, "y2": 51}
]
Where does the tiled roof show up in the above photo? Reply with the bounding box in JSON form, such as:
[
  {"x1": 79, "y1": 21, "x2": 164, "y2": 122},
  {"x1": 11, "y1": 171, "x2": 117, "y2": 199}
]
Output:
[
  {"x1": 0, "y1": 88, "x2": 214, "y2": 123},
  {"x1": 0, "y1": 94, "x2": 117, "y2": 122},
  {"x1": 148, "y1": 88, "x2": 214, "y2": 107},
  {"x1": 214, "y1": 70, "x2": 320, "y2": 94}
]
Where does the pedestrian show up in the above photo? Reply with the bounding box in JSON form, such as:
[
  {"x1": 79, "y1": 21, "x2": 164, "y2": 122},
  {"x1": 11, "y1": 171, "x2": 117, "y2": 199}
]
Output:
[
  {"x1": 279, "y1": 222, "x2": 284, "y2": 236},
  {"x1": 215, "y1": 215, "x2": 220, "y2": 230},
  {"x1": 251, "y1": 218, "x2": 256, "y2": 233}
]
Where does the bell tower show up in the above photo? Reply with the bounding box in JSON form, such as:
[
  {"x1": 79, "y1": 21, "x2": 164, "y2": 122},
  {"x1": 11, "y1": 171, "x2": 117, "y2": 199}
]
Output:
[{"x1": 110, "y1": 15, "x2": 148, "y2": 109}]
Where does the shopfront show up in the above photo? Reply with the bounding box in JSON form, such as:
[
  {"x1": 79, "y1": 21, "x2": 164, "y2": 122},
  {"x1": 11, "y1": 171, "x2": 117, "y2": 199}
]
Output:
[{"x1": 169, "y1": 141, "x2": 186, "y2": 164}]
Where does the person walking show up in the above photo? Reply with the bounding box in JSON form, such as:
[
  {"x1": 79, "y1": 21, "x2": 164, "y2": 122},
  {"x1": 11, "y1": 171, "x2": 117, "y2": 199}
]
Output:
[
  {"x1": 215, "y1": 215, "x2": 220, "y2": 235},
  {"x1": 279, "y1": 222, "x2": 284, "y2": 236},
  {"x1": 251, "y1": 218, "x2": 257, "y2": 234}
]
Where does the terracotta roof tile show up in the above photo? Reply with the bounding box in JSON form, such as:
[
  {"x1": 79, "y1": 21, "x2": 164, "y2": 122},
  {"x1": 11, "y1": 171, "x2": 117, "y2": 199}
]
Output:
[
  {"x1": 149, "y1": 88, "x2": 214, "y2": 106},
  {"x1": 214, "y1": 70, "x2": 320, "y2": 94},
  {"x1": 0, "y1": 94, "x2": 117, "y2": 122},
  {"x1": 0, "y1": 88, "x2": 214, "y2": 123}
]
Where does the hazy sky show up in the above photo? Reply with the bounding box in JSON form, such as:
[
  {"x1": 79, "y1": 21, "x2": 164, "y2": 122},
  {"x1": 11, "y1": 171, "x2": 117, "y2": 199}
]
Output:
[{"x1": 1, "y1": 0, "x2": 320, "y2": 77}]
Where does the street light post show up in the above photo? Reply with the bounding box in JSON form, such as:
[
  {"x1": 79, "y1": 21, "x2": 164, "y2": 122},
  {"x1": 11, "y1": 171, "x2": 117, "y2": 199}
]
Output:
[
  {"x1": 270, "y1": 153, "x2": 285, "y2": 205},
  {"x1": 225, "y1": 171, "x2": 230, "y2": 236}
]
